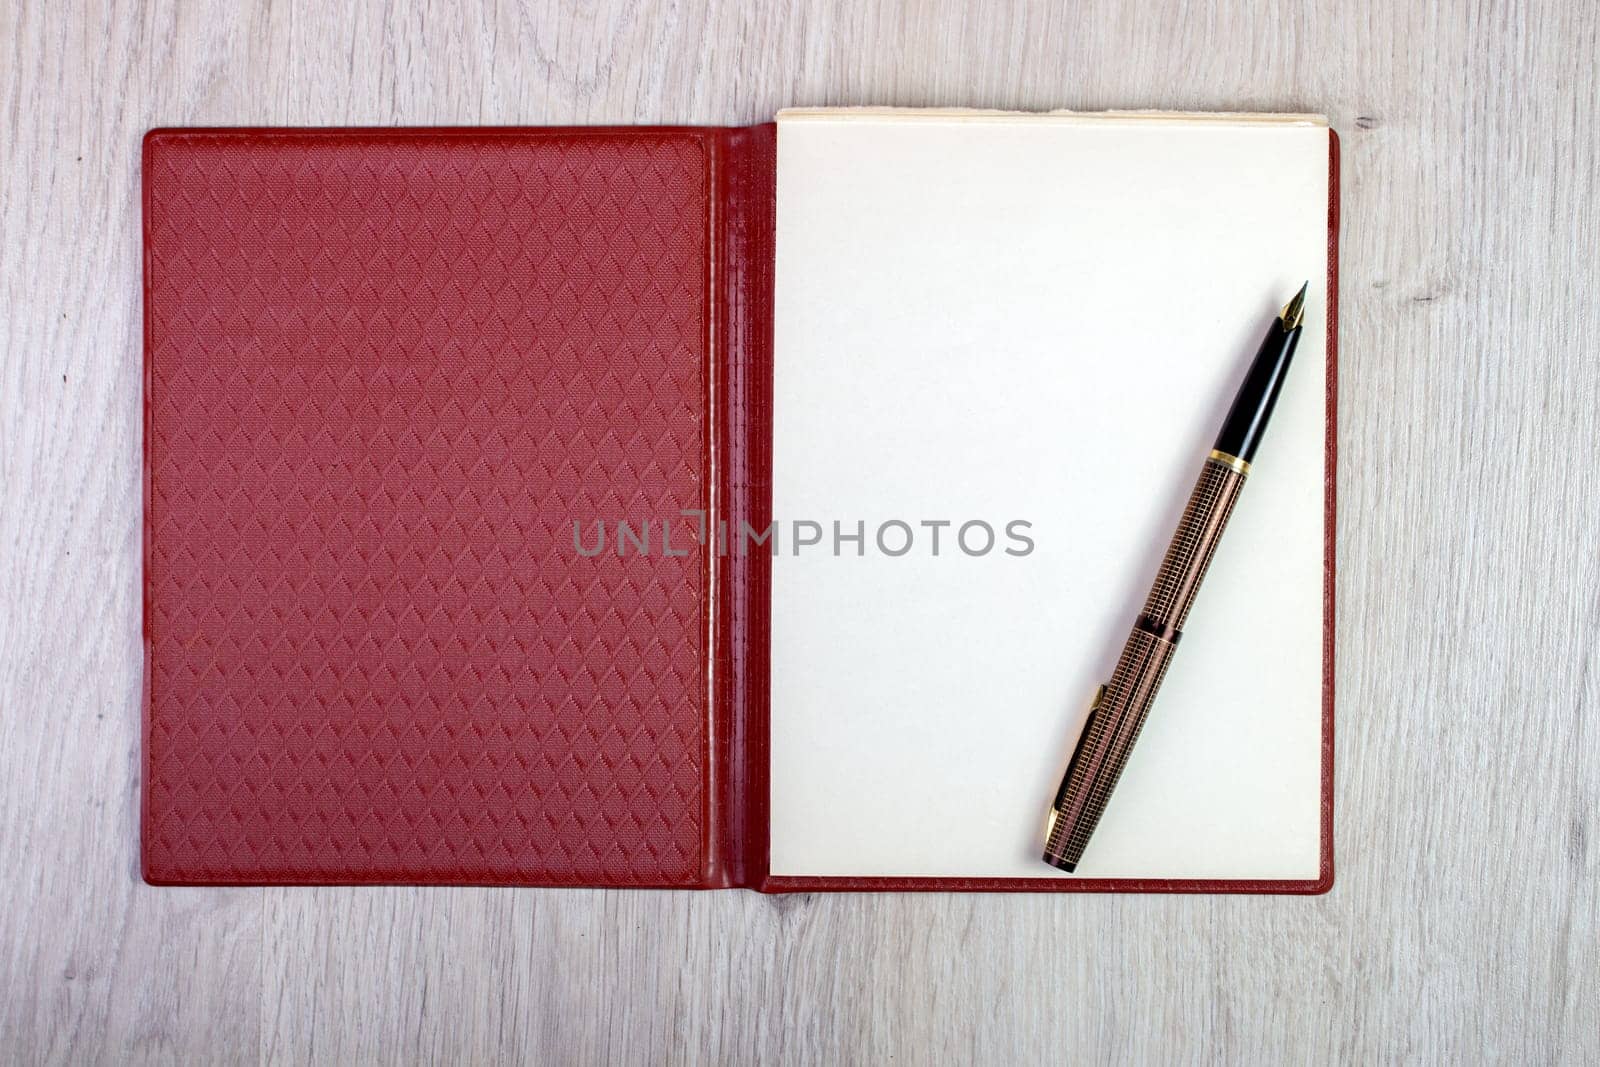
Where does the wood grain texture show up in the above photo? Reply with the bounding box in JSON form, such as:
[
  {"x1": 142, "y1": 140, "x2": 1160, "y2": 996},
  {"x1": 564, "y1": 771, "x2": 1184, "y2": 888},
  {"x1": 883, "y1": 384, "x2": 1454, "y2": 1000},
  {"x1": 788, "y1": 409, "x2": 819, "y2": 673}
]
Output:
[{"x1": 1, "y1": 0, "x2": 1596, "y2": 1062}]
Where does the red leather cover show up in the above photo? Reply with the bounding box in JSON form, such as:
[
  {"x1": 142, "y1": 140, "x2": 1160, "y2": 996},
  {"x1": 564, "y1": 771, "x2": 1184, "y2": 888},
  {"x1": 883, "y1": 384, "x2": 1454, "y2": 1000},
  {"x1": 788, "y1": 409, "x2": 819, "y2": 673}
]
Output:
[
  {"x1": 142, "y1": 123, "x2": 1335, "y2": 892},
  {"x1": 142, "y1": 126, "x2": 775, "y2": 885}
]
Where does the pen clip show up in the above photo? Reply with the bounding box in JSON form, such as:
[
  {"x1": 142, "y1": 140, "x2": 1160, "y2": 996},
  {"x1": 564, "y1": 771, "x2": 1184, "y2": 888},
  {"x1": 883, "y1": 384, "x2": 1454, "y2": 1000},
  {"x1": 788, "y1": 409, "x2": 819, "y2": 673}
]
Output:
[{"x1": 1052, "y1": 684, "x2": 1107, "y2": 812}]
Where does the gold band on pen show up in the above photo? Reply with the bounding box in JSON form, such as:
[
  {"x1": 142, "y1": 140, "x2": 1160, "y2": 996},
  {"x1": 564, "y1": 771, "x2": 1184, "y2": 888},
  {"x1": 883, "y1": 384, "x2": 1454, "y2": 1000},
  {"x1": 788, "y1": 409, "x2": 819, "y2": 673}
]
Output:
[{"x1": 1207, "y1": 449, "x2": 1250, "y2": 474}]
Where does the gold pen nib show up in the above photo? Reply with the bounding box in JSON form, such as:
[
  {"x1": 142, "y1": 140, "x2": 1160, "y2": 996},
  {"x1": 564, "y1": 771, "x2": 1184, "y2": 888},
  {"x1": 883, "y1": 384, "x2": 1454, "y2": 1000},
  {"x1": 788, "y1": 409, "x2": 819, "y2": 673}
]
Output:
[{"x1": 1280, "y1": 281, "x2": 1309, "y2": 330}]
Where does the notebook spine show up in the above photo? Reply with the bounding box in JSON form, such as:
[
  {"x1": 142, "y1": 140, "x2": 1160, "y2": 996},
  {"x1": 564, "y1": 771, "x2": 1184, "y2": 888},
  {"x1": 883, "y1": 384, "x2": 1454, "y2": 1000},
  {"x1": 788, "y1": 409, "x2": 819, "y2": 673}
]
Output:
[{"x1": 705, "y1": 123, "x2": 776, "y2": 888}]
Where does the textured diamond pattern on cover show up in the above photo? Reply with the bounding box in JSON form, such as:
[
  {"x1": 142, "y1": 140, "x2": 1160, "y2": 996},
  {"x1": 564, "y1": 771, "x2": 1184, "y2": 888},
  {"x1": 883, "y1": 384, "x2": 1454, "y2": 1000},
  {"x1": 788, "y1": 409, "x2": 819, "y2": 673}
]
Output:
[{"x1": 142, "y1": 130, "x2": 716, "y2": 885}]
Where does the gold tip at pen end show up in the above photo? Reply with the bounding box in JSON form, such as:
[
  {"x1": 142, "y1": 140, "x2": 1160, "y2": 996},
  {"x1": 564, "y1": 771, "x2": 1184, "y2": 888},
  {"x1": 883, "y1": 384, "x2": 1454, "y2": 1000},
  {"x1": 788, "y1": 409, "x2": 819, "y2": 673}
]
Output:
[{"x1": 1280, "y1": 281, "x2": 1309, "y2": 330}]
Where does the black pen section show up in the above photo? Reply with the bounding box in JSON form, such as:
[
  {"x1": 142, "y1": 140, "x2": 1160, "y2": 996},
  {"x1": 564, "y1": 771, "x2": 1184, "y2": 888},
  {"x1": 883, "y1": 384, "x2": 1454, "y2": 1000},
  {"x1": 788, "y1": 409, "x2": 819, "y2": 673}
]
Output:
[{"x1": 1213, "y1": 312, "x2": 1304, "y2": 464}]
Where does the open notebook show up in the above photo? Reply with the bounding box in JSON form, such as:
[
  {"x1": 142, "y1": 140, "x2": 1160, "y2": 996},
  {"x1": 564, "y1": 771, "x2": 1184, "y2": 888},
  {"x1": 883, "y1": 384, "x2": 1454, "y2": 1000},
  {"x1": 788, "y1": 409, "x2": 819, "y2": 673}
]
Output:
[{"x1": 142, "y1": 109, "x2": 1337, "y2": 891}]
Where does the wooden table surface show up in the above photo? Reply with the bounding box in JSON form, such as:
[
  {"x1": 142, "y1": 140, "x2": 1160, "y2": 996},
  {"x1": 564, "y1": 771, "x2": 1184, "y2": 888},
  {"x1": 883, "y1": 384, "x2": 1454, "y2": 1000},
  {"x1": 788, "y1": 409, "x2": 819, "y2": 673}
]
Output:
[{"x1": 3, "y1": 1, "x2": 1596, "y2": 1062}]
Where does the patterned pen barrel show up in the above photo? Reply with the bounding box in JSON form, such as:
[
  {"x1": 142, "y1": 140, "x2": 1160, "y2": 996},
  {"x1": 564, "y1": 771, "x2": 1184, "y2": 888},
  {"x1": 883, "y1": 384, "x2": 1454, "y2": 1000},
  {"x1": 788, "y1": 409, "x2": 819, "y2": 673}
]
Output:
[{"x1": 1042, "y1": 284, "x2": 1309, "y2": 873}]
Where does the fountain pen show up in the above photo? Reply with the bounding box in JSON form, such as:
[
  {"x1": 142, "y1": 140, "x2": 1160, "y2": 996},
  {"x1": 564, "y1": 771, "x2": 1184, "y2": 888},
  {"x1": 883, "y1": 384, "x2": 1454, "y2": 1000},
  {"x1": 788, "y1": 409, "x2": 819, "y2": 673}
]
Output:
[{"x1": 1042, "y1": 283, "x2": 1309, "y2": 873}]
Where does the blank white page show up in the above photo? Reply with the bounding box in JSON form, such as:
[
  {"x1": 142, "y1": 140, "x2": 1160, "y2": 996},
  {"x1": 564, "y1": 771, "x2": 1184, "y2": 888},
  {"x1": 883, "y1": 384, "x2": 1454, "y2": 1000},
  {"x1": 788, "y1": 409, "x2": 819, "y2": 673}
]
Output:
[{"x1": 768, "y1": 109, "x2": 1330, "y2": 881}]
